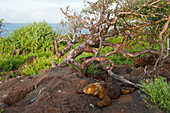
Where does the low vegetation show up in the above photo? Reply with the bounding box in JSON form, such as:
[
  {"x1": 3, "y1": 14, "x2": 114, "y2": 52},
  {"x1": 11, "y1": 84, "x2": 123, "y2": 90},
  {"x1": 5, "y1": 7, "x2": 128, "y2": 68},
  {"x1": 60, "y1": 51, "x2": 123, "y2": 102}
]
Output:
[
  {"x1": 140, "y1": 77, "x2": 170, "y2": 112},
  {"x1": 0, "y1": 22, "x2": 58, "y2": 76},
  {"x1": 0, "y1": 21, "x2": 56, "y2": 53}
]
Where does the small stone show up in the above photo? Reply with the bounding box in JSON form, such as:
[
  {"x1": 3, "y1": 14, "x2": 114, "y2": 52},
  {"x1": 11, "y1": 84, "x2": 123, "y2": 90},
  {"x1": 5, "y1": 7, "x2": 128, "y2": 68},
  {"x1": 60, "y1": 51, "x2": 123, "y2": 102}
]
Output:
[
  {"x1": 58, "y1": 90, "x2": 61, "y2": 93},
  {"x1": 90, "y1": 104, "x2": 94, "y2": 107},
  {"x1": 63, "y1": 91, "x2": 67, "y2": 93}
]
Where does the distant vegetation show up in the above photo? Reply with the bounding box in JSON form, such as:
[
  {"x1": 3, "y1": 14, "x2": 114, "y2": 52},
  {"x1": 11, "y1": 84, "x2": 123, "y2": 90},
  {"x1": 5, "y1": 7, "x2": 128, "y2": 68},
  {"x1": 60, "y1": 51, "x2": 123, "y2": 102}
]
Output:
[{"x1": 0, "y1": 21, "x2": 56, "y2": 53}]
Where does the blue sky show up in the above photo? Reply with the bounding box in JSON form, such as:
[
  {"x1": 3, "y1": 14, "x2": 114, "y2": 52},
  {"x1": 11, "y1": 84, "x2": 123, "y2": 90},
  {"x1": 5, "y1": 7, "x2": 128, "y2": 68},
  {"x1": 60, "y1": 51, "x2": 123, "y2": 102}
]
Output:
[{"x1": 0, "y1": 0, "x2": 89, "y2": 23}]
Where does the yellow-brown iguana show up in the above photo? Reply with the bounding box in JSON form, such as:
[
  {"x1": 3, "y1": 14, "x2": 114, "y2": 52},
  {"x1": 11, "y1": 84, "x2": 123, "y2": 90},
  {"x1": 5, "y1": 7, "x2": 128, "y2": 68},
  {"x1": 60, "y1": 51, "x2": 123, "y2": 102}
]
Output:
[{"x1": 83, "y1": 83, "x2": 134, "y2": 108}]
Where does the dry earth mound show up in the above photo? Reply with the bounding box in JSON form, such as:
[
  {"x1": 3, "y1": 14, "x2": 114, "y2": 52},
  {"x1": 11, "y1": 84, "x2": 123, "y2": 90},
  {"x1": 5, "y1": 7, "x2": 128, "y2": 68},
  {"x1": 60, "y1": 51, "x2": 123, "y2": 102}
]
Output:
[{"x1": 0, "y1": 66, "x2": 164, "y2": 113}]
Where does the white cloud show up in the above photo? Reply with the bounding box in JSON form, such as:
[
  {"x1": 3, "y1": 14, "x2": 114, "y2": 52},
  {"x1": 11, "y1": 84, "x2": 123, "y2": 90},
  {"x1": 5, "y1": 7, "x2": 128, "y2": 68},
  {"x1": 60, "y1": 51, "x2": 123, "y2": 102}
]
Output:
[
  {"x1": 15, "y1": 8, "x2": 23, "y2": 13},
  {"x1": 0, "y1": 6, "x2": 6, "y2": 11},
  {"x1": 0, "y1": 0, "x2": 86, "y2": 23},
  {"x1": 31, "y1": 11, "x2": 45, "y2": 21},
  {"x1": 83, "y1": 0, "x2": 98, "y2": 3}
]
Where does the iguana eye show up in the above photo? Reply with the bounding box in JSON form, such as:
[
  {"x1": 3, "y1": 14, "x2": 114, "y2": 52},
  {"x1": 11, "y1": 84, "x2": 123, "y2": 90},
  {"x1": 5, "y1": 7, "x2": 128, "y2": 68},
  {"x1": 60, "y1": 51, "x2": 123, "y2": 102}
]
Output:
[{"x1": 88, "y1": 88, "x2": 91, "y2": 92}]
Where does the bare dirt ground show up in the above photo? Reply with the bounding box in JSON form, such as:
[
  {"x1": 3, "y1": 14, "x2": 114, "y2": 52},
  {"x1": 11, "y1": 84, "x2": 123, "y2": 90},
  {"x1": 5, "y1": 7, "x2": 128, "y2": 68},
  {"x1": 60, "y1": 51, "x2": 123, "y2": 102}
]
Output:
[{"x1": 0, "y1": 63, "x2": 169, "y2": 113}]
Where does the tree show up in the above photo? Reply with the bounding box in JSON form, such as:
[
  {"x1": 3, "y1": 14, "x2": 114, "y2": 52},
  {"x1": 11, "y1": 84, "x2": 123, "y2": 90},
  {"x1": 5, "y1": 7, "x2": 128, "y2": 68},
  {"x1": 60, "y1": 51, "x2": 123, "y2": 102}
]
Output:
[{"x1": 54, "y1": 0, "x2": 169, "y2": 87}]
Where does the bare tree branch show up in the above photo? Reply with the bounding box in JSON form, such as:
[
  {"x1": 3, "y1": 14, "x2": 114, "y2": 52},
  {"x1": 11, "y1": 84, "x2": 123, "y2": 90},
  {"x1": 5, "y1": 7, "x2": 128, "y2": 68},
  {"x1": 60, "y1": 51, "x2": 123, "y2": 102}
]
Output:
[
  {"x1": 60, "y1": 8, "x2": 91, "y2": 29},
  {"x1": 54, "y1": 40, "x2": 61, "y2": 58},
  {"x1": 81, "y1": 57, "x2": 109, "y2": 69},
  {"x1": 56, "y1": 0, "x2": 169, "y2": 87}
]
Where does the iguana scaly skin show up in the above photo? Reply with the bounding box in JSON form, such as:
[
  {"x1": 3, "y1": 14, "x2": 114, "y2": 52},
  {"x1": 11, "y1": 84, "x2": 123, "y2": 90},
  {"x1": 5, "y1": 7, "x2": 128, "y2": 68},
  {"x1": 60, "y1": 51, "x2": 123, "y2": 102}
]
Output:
[{"x1": 83, "y1": 83, "x2": 134, "y2": 108}]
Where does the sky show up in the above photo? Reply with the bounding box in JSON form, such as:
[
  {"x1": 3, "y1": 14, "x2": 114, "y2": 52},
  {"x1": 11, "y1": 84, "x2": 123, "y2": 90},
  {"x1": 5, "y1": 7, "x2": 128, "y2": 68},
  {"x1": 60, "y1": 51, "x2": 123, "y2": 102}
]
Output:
[{"x1": 0, "y1": 0, "x2": 90, "y2": 23}]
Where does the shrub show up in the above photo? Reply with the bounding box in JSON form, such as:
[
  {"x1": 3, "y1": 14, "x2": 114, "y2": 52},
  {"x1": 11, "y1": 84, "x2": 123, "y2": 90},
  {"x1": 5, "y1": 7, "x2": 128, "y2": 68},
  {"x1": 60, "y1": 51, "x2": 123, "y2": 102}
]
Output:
[
  {"x1": 0, "y1": 21, "x2": 56, "y2": 53},
  {"x1": 140, "y1": 76, "x2": 170, "y2": 112},
  {"x1": 0, "y1": 53, "x2": 27, "y2": 71},
  {"x1": 19, "y1": 52, "x2": 62, "y2": 76},
  {"x1": 0, "y1": 51, "x2": 59, "y2": 76}
]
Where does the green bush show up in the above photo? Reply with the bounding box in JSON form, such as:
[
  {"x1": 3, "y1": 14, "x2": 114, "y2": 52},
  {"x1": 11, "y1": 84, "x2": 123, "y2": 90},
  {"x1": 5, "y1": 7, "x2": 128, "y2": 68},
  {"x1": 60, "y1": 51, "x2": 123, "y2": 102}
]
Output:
[
  {"x1": 140, "y1": 76, "x2": 170, "y2": 112},
  {"x1": 0, "y1": 53, "x2": 27, "y2": 71},
  {"x1": 100, "y1": 46, "x2": 134, "y2": 65},
  {"x1": 0, "y1": 52, "x2": 56, "y2": 73},
  {"x1": 20, "y1": 55, "x2": 52, "y2": 76},
  {"x1": 19, "y1": 51, "x2": 65, "y2": 76},
  {"x1": 0, "y1": 21, "x2": 56, "y2": 53}
]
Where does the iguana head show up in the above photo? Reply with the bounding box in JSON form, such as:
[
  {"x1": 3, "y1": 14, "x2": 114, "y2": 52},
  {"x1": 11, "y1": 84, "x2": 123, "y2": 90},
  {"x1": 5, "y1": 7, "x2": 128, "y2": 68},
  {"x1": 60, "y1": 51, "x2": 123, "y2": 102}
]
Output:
[{"x1": 83, "y1": 83, "x2": 100, "y2": 95}]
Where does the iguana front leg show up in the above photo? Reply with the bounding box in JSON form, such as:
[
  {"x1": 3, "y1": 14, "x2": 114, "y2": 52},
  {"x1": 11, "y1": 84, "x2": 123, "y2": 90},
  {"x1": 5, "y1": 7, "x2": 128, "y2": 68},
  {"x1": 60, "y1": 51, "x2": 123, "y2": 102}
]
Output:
[{"x1": 97, "y1": 92, "x2": 111, "y2": 108}]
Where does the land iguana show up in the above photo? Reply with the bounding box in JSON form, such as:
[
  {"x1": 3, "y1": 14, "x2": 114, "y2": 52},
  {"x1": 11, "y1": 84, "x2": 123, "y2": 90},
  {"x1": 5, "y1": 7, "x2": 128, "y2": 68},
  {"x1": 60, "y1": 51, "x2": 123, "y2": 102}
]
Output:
[{"x1": 83, "y1": 82, "x2": 134, "y2": 108}]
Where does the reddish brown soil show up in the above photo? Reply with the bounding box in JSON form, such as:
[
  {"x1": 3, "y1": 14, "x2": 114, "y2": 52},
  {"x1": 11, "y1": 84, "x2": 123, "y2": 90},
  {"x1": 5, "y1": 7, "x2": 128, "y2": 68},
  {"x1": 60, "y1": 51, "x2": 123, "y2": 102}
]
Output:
[{"x1": 0, "y1": 66, "x2": 165, "y2": 113}]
